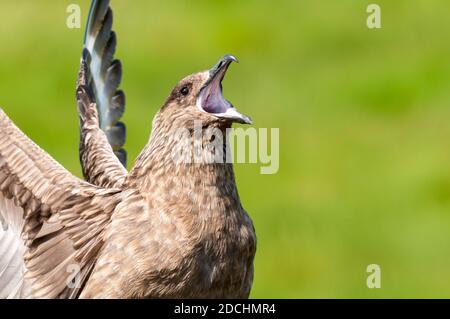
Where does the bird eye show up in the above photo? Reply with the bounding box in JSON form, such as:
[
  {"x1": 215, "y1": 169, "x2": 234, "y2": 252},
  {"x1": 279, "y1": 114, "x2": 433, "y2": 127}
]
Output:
[{"x1": 180, "y1": 86, "x2": 190, "y2": 96}]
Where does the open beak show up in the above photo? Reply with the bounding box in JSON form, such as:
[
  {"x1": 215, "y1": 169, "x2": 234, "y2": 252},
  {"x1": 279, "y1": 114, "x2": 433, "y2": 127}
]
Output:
[{"x1": 197, "y1": 55, "x2": 252, "y2": 124}]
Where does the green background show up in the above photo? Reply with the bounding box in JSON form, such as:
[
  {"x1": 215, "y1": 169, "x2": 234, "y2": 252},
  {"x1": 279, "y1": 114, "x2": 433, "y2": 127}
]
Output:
[{"x1": 1, "y1": 0, "x2": 450, "y2": 298}]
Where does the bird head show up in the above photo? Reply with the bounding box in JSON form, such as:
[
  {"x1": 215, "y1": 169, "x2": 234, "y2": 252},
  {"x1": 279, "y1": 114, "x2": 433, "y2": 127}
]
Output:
[{"x1": 159, "y1": 55, "x2": 252, "y2": 129}]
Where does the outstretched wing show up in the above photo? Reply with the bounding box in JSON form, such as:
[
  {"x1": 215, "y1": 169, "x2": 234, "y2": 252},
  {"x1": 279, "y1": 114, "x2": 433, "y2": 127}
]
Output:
[
  {"x1": 77, "y1": 0, "x2": 127, "y2": 188},
  {"x1": 0, "y1": 109, "x2": 123, "y2": 298}
]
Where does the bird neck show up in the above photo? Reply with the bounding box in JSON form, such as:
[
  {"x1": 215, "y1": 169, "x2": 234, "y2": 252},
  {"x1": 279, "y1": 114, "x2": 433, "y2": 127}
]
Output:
[{"x1": 126, "y1": 117, "x2": 239, "y2": 202}]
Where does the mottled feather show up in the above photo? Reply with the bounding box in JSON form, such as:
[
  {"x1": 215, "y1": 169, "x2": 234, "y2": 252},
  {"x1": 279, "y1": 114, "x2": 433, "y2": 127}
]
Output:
[{"x1": 0, "y1": 109, "x2": 126, "y2": 298}]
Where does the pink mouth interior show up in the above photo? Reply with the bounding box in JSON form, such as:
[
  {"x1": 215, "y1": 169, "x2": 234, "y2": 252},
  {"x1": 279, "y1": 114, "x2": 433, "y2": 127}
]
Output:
[{"x1": 200, "y1": 70, "x2": 231, "y2": 114}]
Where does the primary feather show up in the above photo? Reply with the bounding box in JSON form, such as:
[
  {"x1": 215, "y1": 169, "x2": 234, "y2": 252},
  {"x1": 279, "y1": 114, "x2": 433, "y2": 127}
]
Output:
[
  {"x1": 77, "y1": 0, "x2": 128, "y2": 188},
  {"x1": 84, "y1": 0, "x2": 126, "y2": 166}
]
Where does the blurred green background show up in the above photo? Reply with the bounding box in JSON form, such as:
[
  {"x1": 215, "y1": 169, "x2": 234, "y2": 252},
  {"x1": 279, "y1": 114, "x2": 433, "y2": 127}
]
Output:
[{"x1": 1, "y1": 0, "x2": 450, "y2": 298}]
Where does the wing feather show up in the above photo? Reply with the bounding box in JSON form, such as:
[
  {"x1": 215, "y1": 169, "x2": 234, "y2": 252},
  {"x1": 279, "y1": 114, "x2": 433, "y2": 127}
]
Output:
[
  {"x1": 77, "y1": 0, "x2": 128, "y2": 188},
  {"x1": 0, "y1": 109, "x2": 125, "y2": 298},
  {"x1": 82, "y1": 0, "x2": 127, "y2": 166}
]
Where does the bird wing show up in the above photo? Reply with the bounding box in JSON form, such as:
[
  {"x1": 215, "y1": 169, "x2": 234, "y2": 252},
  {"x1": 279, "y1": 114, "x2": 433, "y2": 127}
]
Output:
[
  {"x1": 77, "y1": 0, "x2": 127, "y2": 188},
  {"x1": 0, "y1": 109, "x2": 123, "y2": 298}
]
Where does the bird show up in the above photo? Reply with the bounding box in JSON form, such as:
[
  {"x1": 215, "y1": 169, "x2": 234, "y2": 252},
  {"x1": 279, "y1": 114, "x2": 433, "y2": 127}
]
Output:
[{"x1": 0, "y1": 0, "x2": 256, "y2": 298}]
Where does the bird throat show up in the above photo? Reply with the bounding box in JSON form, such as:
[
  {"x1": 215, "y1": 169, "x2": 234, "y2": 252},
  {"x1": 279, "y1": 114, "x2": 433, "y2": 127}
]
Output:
[{"x1": 126, "y1": 122, "x2": 238, "y2": 203}]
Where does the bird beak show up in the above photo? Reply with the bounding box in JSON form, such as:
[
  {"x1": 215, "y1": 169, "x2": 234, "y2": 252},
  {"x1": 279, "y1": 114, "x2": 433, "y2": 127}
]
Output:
[{"x1": 197, "y1": 55, "x2": 253, "y2": 125}]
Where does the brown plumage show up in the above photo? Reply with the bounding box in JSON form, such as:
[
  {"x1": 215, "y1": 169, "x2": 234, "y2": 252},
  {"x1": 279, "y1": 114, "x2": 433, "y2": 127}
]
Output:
[{"x1": 0, "y1": 0, "x2": 255, "y2": 298}]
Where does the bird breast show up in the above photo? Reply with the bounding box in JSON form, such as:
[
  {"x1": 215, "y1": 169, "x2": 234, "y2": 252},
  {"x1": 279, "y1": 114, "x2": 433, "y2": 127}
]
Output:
[{"x1": 81, "y1": 176, "x2": 256, "y2": 298}]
